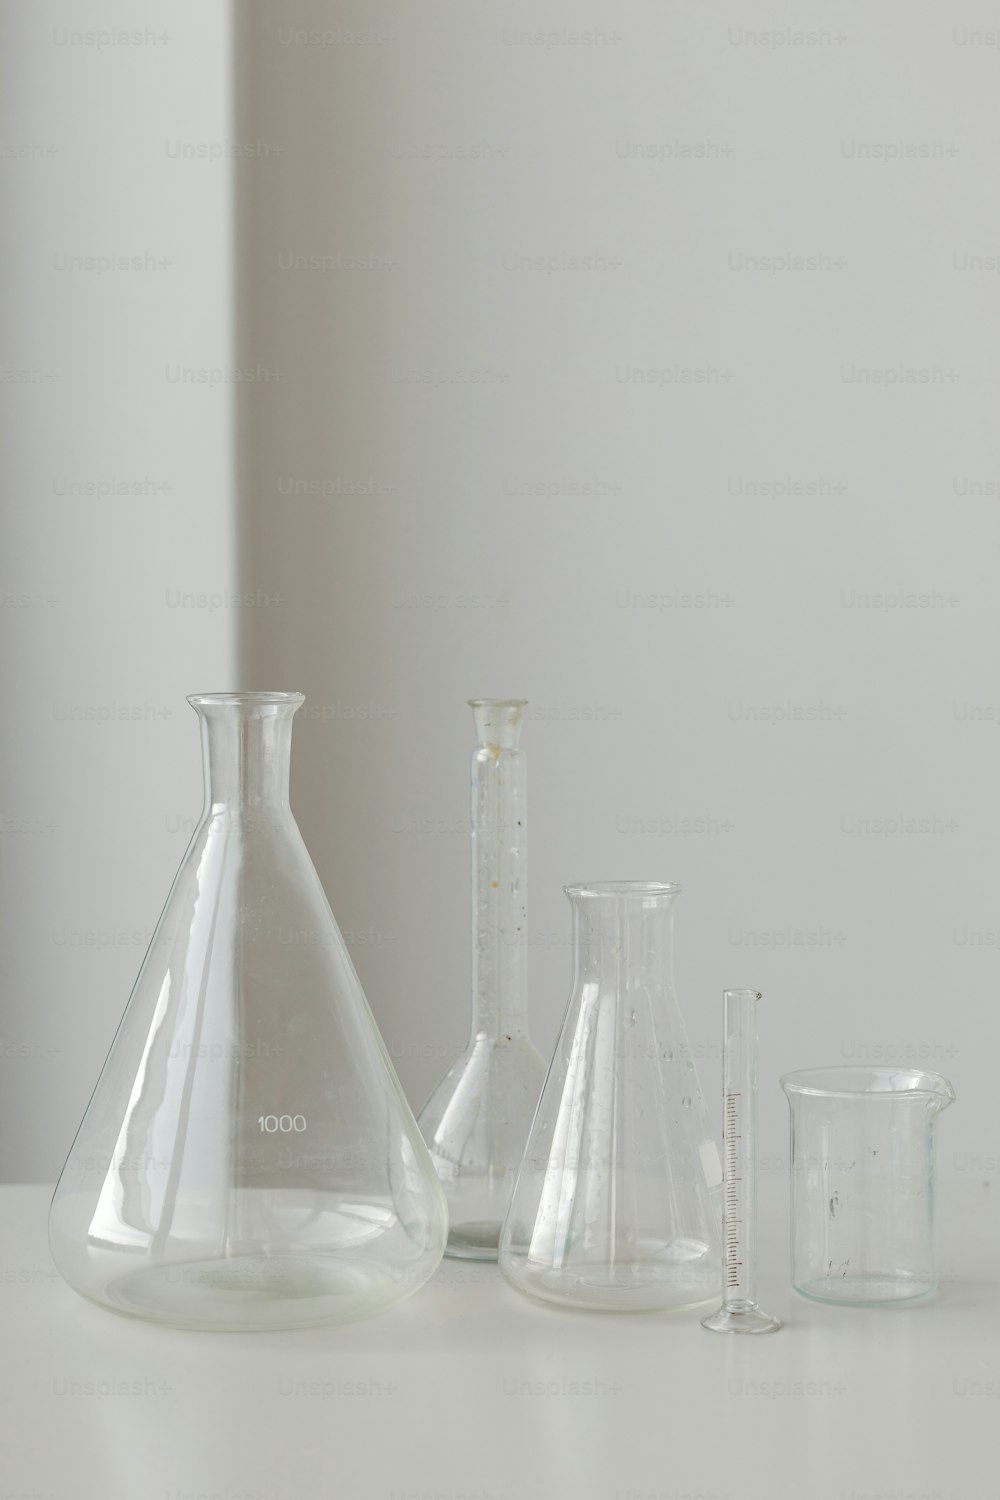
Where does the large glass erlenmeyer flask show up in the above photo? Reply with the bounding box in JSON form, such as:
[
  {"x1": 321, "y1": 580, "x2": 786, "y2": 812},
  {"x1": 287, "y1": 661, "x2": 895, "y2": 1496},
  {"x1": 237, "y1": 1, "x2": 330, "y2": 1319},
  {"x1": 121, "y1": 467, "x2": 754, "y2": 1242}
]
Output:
[
  {"x1": 49, "y1": 692, "x2": 447, "y2": 1330},
  {"x1": 499, "y1": 881, "x2": 722, "y2": 1311},
  {"x1": 417, "y1": 700, "x2": 546, "y2": 1259}
]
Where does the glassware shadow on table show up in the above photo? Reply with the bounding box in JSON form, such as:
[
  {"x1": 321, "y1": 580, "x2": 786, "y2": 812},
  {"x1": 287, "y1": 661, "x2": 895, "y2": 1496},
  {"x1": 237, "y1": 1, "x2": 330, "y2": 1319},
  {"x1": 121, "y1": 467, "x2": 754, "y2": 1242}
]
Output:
[
  {"x1": 781, "y1": 1066, "x2": 955, "y2": 1306},
  {"x1": 499, "y1": 881, "x2": 723, "y2": 1312},
  {"x1": 49, "y1": 691, "x2": 447, "y2": 1330},
  {"x1": 417, "y1": 699, "x2": 546, "y2": 1259}
]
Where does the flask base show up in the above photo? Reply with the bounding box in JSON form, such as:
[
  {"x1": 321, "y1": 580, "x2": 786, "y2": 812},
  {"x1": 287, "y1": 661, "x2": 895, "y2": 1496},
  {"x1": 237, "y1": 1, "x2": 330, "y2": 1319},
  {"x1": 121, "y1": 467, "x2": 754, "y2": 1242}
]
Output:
[
  {"x1": 70, "y1": 1253, "x2": 426, "y2": 1332},
  {"x1": 501, "y1": 1243, "x2": 719, "y2": 1313}
]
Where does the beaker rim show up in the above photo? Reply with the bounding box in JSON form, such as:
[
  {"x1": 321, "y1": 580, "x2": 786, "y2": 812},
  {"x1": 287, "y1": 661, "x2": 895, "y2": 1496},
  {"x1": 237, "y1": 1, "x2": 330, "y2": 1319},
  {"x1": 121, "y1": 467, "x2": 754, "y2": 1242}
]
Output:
[
  {"x1": 467, "y1": 698, "x2": 529, "y2": 707},
  {"x1": 780, "y1": 1065, "x2": 955, "y2": 1107},
  {"x1": 188, "y1": 691, "x2": 305, "y2": 708},
  {"x1": 564, "y1": 880, "x2": 683, "y2": 900}
]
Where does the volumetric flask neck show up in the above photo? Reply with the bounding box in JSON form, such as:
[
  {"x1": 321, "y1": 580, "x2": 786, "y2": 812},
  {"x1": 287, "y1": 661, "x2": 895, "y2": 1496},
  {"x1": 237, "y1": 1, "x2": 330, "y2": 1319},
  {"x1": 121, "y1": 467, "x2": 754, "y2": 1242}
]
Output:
[{"x1": 469, "y1": 698, "x2": 529, "y2": 1041}]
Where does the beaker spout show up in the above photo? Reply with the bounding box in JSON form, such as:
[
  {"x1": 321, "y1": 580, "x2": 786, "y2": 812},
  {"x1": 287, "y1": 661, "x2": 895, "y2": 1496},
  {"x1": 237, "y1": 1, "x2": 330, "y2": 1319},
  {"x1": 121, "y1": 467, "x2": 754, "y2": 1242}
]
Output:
[{"x1": 925, "y1": 1073, "x2": 956, "y2": 1114}]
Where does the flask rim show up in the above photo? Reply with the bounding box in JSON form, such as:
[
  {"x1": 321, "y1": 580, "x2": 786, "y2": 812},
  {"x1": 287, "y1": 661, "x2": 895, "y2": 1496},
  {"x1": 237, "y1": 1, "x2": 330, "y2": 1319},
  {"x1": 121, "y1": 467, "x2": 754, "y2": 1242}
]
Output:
[
  {"x1": 188, "y1": 691, "x2": 304, "y2": 709},
  {"x1": 780, "y1": 1065, "x2": 955, "y2": 1109},
  {"x1": 564, "y1": 880, "x2": 682, "y2": 900}
]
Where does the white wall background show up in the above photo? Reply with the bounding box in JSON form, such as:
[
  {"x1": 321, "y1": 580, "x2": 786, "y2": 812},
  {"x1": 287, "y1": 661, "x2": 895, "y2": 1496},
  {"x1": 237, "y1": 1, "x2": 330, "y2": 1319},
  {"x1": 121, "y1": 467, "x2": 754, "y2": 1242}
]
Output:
[
  {"x1": 4, "y1": 0, "x2": 999, "y2": 1182},
  {"x1": 0, "y1": 2, "x2": 237, "y2": 1179}
]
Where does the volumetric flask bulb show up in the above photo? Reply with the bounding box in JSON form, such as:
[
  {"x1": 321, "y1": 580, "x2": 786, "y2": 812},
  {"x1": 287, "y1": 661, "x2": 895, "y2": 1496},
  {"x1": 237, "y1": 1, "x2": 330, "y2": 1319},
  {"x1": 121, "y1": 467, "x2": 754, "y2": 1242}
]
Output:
[
  {"x1": 417, "y1": 700, "x2": 546, "y2": 1259},
  {"x1": 499, "y1": 882, "x2": 723, "y2": 1312},
  {"x1": 49, "y1": 692, "x2": 447, "y2": 1330}
]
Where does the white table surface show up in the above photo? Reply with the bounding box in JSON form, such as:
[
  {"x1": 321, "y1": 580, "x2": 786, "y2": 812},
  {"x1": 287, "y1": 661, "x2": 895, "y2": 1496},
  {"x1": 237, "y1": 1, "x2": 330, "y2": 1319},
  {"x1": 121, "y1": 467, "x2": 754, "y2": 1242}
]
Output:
[{"x1": 2, "y1": 1180, "x2": 996, "y2": 1500}]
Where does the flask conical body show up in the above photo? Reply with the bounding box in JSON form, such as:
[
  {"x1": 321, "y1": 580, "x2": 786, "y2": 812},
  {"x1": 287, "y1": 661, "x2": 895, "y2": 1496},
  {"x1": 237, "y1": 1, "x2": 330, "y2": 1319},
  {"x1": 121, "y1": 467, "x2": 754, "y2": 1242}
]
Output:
[
  {"x1": 499, "y1": 882, "x2": 722, "y2": 1311},
  {"x1": 417, "y1": 700, "x2": 546, "y2": 1259},
  {"x1": 49, "y1": 693, "x2": 447, "y2": 1329}
]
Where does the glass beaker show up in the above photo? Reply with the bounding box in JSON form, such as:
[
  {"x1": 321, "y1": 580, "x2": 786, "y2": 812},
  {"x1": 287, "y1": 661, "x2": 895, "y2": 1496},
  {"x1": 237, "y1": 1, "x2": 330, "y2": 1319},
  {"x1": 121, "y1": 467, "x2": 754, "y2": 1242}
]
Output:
[
  {"x1": 49, "y1": 692, "x2": 447, "y2": 1330},
  {"x1": 418, "y1": 700, "x2": 546, "y2": 1259},
  {"x1": 499, "y1": 882, "x2": 723, "y2": 1312},
  {"x1": 781, "y1": 1066, "x2": 955, "y2": 1305}
]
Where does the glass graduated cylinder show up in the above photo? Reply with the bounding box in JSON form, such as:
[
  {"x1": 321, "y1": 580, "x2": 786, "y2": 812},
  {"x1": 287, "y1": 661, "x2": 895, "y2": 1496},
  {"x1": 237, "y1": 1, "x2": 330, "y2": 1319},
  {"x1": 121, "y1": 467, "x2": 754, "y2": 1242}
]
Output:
[{"x1": 701, "y1": 989, "x2": 780, "y2": 1334}]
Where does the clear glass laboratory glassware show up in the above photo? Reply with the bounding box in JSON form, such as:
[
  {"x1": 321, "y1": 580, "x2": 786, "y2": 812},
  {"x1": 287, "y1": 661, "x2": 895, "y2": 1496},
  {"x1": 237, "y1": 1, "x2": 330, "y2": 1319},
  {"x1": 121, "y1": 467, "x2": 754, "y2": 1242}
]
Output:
[
  {"x1": 499, "y1": 882, "x2": 723, "y2": 1312},
  {"x1": 418, "y1": 699, "x2": 546, "y2": 1259},
  {"x1": 702, "y1": 990, "x2": 781, "y2": 1334},
  {"x1": 780, "y1": 1066, "x2": 955, "y2": 1306},
  {"x1": 49, "y1": 692, "x2": 447, "y2": 1331}
]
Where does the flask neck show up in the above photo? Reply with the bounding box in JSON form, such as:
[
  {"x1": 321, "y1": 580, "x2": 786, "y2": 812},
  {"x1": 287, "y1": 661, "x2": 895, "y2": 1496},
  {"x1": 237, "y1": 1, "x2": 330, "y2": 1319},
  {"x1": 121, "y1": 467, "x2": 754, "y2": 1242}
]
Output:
[
  {"x1": 567, "y1": 883, "x2": 681, "y2": 997},
  {"x1": 189, "y1": 693, "x2": 303, "y2": 814},
  {"x1": 469, "y1": 699, "x2": 528, "y2": 1041}
]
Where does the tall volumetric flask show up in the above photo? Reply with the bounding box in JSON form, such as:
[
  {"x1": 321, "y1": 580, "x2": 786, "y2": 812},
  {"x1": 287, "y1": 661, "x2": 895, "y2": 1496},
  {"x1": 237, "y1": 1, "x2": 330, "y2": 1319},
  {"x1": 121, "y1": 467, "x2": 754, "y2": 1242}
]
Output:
[
  {"x1": 49, "y1": 692, "x2": 447, "y2": 1330},
  {"x1": 499, "y1": 882, "x2": 723, "y2": 1312},
  {"x1": 417, "y1": 699, "x2": 546, "y2": 1259}
]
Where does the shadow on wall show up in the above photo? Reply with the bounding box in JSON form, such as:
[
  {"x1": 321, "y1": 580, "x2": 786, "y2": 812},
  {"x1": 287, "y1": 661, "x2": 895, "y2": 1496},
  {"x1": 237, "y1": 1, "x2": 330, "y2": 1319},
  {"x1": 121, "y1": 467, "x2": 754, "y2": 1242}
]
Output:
[{"x1": 229, "y1": 1, "x2": 539, "y2": 1113}]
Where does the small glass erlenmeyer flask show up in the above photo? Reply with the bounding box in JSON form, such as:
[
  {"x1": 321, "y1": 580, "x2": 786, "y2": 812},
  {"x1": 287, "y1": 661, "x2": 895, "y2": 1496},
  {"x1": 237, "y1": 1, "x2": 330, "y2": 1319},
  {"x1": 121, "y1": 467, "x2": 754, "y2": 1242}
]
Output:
[
  {"x1": 781, "y1": 1066, "x2": 955, "y2": 1305},
  {"x1": 49, "y1": 692, "x2": 447, "y2": 1330},
  {"x1": 499, "y1": 881, "x2": 723, "y2": 1311},
  {"x1": 417, "y1": 699, "x2": 546, "y2": 1259}
]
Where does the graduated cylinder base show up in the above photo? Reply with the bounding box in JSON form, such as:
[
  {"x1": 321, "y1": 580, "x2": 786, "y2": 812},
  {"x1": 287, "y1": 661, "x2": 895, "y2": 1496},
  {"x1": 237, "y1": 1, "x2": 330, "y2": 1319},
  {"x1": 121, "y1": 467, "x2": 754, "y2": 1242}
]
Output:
[{"x1": 701, "y1": 1302, "x2": 782, "y2": 1334}]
